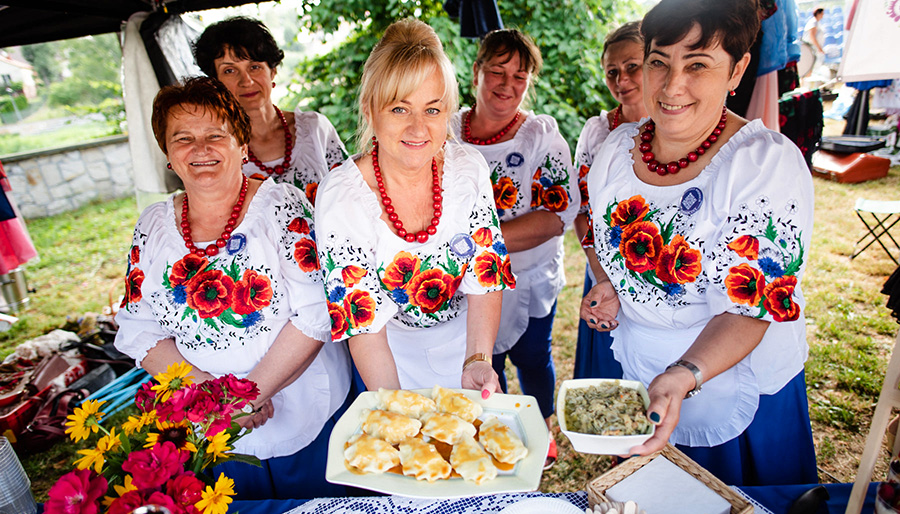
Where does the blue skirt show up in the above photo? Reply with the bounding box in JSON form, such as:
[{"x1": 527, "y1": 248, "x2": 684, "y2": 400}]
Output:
[
  {"x1": 573, "y1": 266, "x2": 622, "y2": 380},
  {"x1": 676, "y1": 370, "x2": 818, "y2": 486}
]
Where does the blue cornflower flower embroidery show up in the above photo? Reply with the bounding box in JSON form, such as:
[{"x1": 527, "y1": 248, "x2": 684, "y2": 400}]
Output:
[
  {"x1": 329, "y1": 286, "x2": 346, "y2": 303},
  {"x1": 492, "y1": 241, "x2": 508, "y2": 257},
  {"x1": 391, "y1": 288, "x2": 409, "y2": 304},
  {"x1": 663, "y1": 282, "x2": 685, "y2": 296},
  {"x1": 172, "y1": 284, "x2": 186, "y2": 304},
  {"x1": 539, "y1": 176, "x2": 553, "y2": 187},
  {"x1": 758, "y1": 256, "x2": 784, "y2": 277},
  {"x1": 241, "y1": 311, "x2": 262, "y2": 328},
  {"x1": 608, "y1": 226, "x2": 623, "y2": 247}
]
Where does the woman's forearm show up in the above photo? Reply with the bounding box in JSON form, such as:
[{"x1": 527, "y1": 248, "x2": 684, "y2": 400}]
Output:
[
  {"x1": 465, "y1": 290, "x2": 502, "y2": 357},
  {"x1": 499, "y1": 211, "x2": 564, "y2": 253},
  {"x1": 349, "y1": 328, "x2": 401, "y2": 390},
  {"x1": 140, "y1": 339, "x2": 216, "y2": 383}
]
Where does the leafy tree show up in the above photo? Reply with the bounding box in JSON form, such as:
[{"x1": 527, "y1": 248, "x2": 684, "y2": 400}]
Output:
[
  {"x1": 290, "y1": 0, "x2": 640, "y2": 153},
  {"x1": 21, "y1": 42, "x2": 61, "y2": 85}
]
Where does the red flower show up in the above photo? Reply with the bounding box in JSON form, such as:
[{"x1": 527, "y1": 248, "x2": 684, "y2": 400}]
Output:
[
  {"x1": 531, "y1": 182, "x2": 543, "y2": 208},
  {"x1": 452, "y1": 263, "x2": 467, "y2": 293},
  {"x1": 231, "y1": 269, "x2": 273, "y2": 315},
  {"x1": 130, "y1": 245, "x2": 140, "y2": 264},
  {"x1": 406, "y1": 269, "x2": 455, "y2": 313},
  {"x1": 343, "y1": 289, "x2": 376, "y2": 329},
  {"x1": 288, "y1": 217, "x2": 311, "y2": 235},
  {"x1": 219, "y1": 374, "x2": 260, "y2": 405},
  {"x1": 542, "y1": 184, "x2": 569, "y2": 212},
  {"x1": 532, "y1": 168, "x2": 542, "y2": 180},
  {"x1": 579, "y1": 180, "x2": 590, "y2": 207},
  {"x1": 472, "y1": 228, "x2": 493, "y2": 248},
  {"x1": 45, "y1": 469, "x2": 107, "y2": 514},
  {"x1": 185, "y1": 269, "x2": 234, "y2": 318},
  {"x1": 382, "y1": 251, "x2": 421, "y2": 290},
  {"x1": 655, "y1": 235, "x2": 702, "y2": 284},
  {"x1": 293, "y1": 238, "x2": 320, "y2": 272},
  {"x1": 121, "y1": 441, "x2": 190, "y2": 490},
  {"x1": 725, "y1": 263, "x2": 766, "y2": 306},
  {"x1": 611, "y1": 195, "x2": 650, "y2": 227},
  {"x1": 169, "y1": 253, "x2": 208, "y2": 287},
  {"x1": 727, "y1": 235, "x2": 760, "y2": 260},
  {"x1": 135, "y1": 380, "x2": 156, "y2": 412},
  {"x1": 578, "y1": 164, "x2": 590, "y2": 179},
  {"x1": 329, "y1": 302, "x2": 350, "y2": 339},
  {"x1": 157, "y1": 385, "x2": 201, "y2": 423},
  {"x1": 493, "y1": 176, "x2": 518, "y2": 210},
  {"x1": 619, "y1": 221, "x2": 663, "y2": 273},
  {"x1": 501, "y1": 255, "x2": 516, "y2": 288},
  {"x1": 306, "y1": 182, "x2": 319, "y2": 205},
  {"x1": 108, "y1": 491, "x2": 180, "y2": 514},
  {"x1": 125, "y1": 268, "x2": 144, "y2": 304},
  {"x1": 166, "y1": 472, "x2": 205, "y2": 514},
  {"x1": 185, "y1": 389, "x2": 223, "y2": 425},
  {"x1": 474, "y1": 251, "x2": 502, "y2": 287},
  {"x1": 341, "y1": 265, "x2": 367, "y2": 288},
  {"x1": 763, "y1": 275, "x2": 800, "y2": 322}
]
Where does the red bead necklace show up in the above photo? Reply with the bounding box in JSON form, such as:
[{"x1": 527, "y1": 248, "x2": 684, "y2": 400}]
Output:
[
  {"x1": 611, "y1": 105, "x2": 623, "y2": 131},
  {"x1": 181, "y1": 175, "x2": 249, "y2": 257},
  {"x1": 462, "y1": 106, "x2": 520, "y2": 145},
  {"x1": 639, "y1": 106, "x2": 727, "y2": 176},
  {"x1": 371, "y1": 138, "x2": 442, "y2": 243},
  {"x1": 247, "y1": 106, "x2": 292, "y2": 175}
]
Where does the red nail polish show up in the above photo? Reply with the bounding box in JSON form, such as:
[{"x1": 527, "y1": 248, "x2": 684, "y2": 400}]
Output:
[{"x1": 482, "y1": 389, "x2": 490, "y2": 399}]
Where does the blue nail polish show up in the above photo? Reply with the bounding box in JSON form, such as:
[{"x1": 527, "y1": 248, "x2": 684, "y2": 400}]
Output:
[
  {"x1": 600, "y1": 323, "x2": 608, "y2": 329},
  {"x1": 590, "y1": 318, "x2": 596, "y2": 324},
  {"x1": 630, "y1": 454, "x2": 640, "y2": 458},
  {"x1": 649, "y1": 411, "x2": 660, "y2": 423},
  {"x1": 590, "y1": 301, "x2": 597, "y2": 307}
]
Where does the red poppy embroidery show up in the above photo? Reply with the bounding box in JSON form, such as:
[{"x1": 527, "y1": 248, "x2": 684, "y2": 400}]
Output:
[
  {"x1": 169, "y1": 254, "x2": 208, "y2": 287},
  {"x1": 185, "y1": 269, "x2": 234, "y2": 318},
  {"x1": 727, "y1": 235, "x2": 760, "y2": 260},
  {"x1": 130, "y1": 246, "x2": 140, "y2": 265},
  {"x1": 288, "y1": 217, "x2": 311, "y2": 235},
  {"x1": 531, "y1": 182, "x2": 544, "y2": 208},
  {"x1": 472, "y1": 228, "x2": 493, "y2": 248},
  {"x1": 579, "y1": 180, "x2": 590, "y2": 208},
  {"x1": 126, "y1": 268, "x2": 144, "y2": 304},
  {"x1": 329, "y1": 302, "x2": 349, "y2": 339},
  {"x1": 581, "y1": 210, "x2": 595, "y2": 249},
  {"x1": 493, "y1": 176, "x2": 518, "y2": 210},
  {"x1": 542, "y1": 185, "x2": 569, "y2": 213},
  {"x1": 343, "y1": 289, "x2": 376, "y2": 329},
  {"x1": 294, "y1": 238, "x2": 320, "y2": 272},
  {"x1": 611, "y1": 196, "x2": 650, "y2": 227},
  {"x1": 500, "y1": 256, "x2": 516, "y2": 288},
  {"x1": 382, "y1": 252, "x2": 421, "y2": 290},
  {"x1": 474, "y1": 251, "x2": 502, "y2": 287},
  {"x1": 763, "y1": 275, "x2": 800, "y2": 322},
  {"x1": 231, "y1": 269, "x2": 273, "y2": 315},
  {"x1": 578, "y1": 164, "x2": 590, "y2": 179},
  {"x1": 341, "y1": 265, "x2": 367, "y2": 288},
  {"x1": 619, "y1": 221, "x2": 663, "y2": 273},
  {"x1": 655, "y1": 235, "x2": 702, "y2": 284},
  {"x1": 406, "y1": 269, "x2": 455, "y2": 314},
  {"x1": 306, "y1": 183, "x2": 318, "y2": 206},
  {"x1": 725, "y1": 263, "x2": 766, "y2": 306}
]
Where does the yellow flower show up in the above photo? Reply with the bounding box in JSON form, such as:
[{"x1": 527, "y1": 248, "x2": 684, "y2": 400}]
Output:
[
  {"x1": 144, "y1": 422, "x2": 197, "y2": 453},
  {"x1": 74, "y1": 447, "x2": 105, "y2": 473},
  {"x1": 98, "y1": 427, "x2": 122, "y2": 454},
  {"x1": 122, "y1": 410, "x2": 157, "y2": 436},
  {"x1": 103, "y1": 475, "x2": 137, "y2": 507},
  {"x1": 196, "y1": 473, "x2": 235, "y2": 514},
  {"x1": 206, "y1": 432, "x2": 231, "y2": 462},
  {"x1": 64, "y1": 400, "x2": 106, "y2": 442},
  {"x1": 151, "y1": 361, "x2": 194, "y2": 403}
]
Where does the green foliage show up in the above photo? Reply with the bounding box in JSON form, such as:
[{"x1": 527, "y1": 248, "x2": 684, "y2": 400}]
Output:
[
  {"x1": 0, "y1": 93, "x2": 28, "y2": 115},
  {"x1": 22, "y1": 42, "x2": 62, "y2": 85},
  {"x1": 290, "y1": 0, "x2": 640, "y2": 153}
]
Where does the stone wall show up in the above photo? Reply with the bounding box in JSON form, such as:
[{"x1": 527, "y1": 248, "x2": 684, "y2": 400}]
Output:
[{"x1": 1, "y1": 135, "x2": 134, "y2": 219}]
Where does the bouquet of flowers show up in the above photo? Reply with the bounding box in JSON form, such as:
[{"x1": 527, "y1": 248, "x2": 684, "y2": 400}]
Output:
[{"x1": 45, "y1": 362, "x2": 261, "y2": 514}]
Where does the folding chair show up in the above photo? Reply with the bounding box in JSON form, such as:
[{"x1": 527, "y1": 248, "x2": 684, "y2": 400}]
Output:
[{"x1": 851, "y1": 199, "x2": 900, "y2": 265}]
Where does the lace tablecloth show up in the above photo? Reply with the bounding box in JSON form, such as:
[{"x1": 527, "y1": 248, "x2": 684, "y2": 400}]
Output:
[{"x1": 283, "y1": 489, "x2": 773, "y2": 514}]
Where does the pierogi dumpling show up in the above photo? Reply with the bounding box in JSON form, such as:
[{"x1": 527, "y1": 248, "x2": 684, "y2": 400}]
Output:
[
  {"x1": 420, "y1": 411, "x2": 477, "y2": 445},
  {"x1": 450, "y1": 435, "x2": 498, "y2": 484},
  {"x1": 376, "y1": 388, "x2": 437, "y2": 419},
  {"x1": 478, "y1": 416, "x2": 528, "y2": 465},
  {"x1": 360, "y1": 409, "x2": 422, "y2": 445},
  {"x1": 344, "y1": 433, "x2": 400, "y2": 474},
  {"x1": 432, "y1": 385, "x2": 482, "y2": 422},
  {"x1": 398, "y1": 437, "x2": 452, "y2": 482}
]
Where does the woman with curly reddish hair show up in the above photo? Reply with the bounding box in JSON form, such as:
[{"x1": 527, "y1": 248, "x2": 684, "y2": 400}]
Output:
[
  {"x1": 114, "y1": 76, "x2": 351, "y2": 500},
  {"x1": 581, "y1": 0, "x2": 816, "y2": 486},
  {"x1": 315, "y1": 19, "x2": 513, "y2": 394}
]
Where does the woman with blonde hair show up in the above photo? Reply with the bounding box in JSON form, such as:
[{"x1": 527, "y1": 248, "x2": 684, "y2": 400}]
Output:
[{"x1": 315, "y1": 19, "x2": 514, "y2": 394}]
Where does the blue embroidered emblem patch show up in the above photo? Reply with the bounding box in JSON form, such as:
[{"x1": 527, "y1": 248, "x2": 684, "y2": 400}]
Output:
[
  {"x1": 449, "y1": 233, "x2": 476, "y2": 258},
  {"x1": 680, "y1": 187, "x2": 703, "y2": 216},
  {"x1": 505, "y1": 152, "x2": 525, "y2": 168},
  {"x1": 227, "y1": 233, "x2": 247, "y2": 255}
]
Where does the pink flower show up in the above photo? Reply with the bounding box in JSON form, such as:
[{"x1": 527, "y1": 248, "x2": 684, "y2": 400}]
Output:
[
  {"x1": 156, "y1": 385, "x2": 201, "y2": 423},
  {"x1": 206, "y1": 413, "x2": 233, "y2": 438},
  {"x1": 134, "y1": 380, "x2": 157, "y2": 412},
  {"x1": 167, "y1": 472, "x2": 205, "y2": 514},
  {"x1": 121, "y1": 441, "x2": 189, "y2": 489},
  {"x1": 220, "y1": 374, "x2": 259, "y2": 407},
  {"x1": 185, "y1": 389, "x2": 222, "y2": 424},
  {"x1": 45, "y1": 469, "x2": 107, "y2": 514},
  {"x1": 108, "y1": 491, "x2": 181, "y2": 514}
]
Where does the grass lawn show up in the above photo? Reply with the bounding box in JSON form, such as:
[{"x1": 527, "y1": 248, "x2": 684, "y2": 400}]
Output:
[{"x1": 6, "y1": 160, "x2": 900, "y2": 500}]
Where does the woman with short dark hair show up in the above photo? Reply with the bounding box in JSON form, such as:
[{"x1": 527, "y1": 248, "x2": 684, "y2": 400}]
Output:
[{"x1": 581, "y1": 0, "x2": 817, "y2": 486}]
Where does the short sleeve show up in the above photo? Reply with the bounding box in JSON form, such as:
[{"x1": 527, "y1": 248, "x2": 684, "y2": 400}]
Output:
[
  {"x1": 574, "y1": 115, "x2": 610, "y2": 216},
  {"x1": 271, "y1": 184, "x2": 332, "y2": 342},
  {"x1": 527, "y1": 116, "x2": 578, "y2": 228},
  {"x1": 295, "y1": 110, "x2": 348, "y2": 171},
  {"x1": 315, "y1": 163, "x2": 396, "y2": 341},
  {"x1": 705, "y1": 130, "x2": 814, "y2": 324}
]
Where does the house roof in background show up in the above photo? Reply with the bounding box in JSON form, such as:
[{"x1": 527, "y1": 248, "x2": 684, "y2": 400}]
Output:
[{"x1": 0, "y1": 0, "x2": 258, "y2": 47}]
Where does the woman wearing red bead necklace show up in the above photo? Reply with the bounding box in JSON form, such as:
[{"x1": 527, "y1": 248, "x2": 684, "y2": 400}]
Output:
[
  {"x1": 115, "y1": 77, "x2": 351, "y2": 499},
  {"x1": 193, "y1": 17, "x2": 346, "y2": 205},
  {"x1": 315, "y1": 19, "x2": 513, "y2": 394},
  {"x1": 572, "y1": 21, "x2": 647, "y2": 382},
  {"x1": 580, "y1": 0, "x2": 816, "y2": 486},
  {"x1": 450, "y1": 29, "x2": 576, "y2": 467}
]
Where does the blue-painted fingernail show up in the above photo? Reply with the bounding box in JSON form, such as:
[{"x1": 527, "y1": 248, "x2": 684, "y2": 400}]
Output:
[
  {"x1": 600, "y1": 323, "x2": 608, "y2": 329},
  {"x1": 590, "y1": 301, "x2": 597, "y2": 307},
  {"x1": 590, "y1": 318, "x2": 596, "y2": 324},
  {"x1": 649, "y1": 411, "x2": 660, "y2": 423},
  {"x1": 630, "y1": 454, "x2": 640, "y2": 458}
]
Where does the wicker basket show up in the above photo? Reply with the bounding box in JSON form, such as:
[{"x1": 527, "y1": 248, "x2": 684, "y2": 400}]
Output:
[{"x1": 586, "y1": 444, "x2": 753, "y2": 514}]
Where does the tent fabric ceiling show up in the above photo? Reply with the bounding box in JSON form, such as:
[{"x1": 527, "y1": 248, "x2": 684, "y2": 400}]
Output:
[{"x1": 0, "y1": 0, "x2": 258, "y2": 47}]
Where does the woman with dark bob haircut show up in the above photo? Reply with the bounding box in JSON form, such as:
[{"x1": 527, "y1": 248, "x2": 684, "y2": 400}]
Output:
[
  {"x1": 581, "y1": 0, "x2": 817, "y2": 486},
  {"x1": 115, "y1": 76, "x2": 351, "y2": 500},
  {"x1": 193, "y1": 17, "x2": 346, "y2": 205}
]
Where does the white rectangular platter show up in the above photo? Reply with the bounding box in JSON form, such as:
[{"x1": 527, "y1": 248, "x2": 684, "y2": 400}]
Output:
[{"x1": 325, "y1": 388, "x2": 549, "y2": 499}]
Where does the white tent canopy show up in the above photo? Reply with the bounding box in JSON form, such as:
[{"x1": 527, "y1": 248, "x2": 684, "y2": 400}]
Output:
[{"x1": 839, "y1": 0, "x2": 900, "y2": 81}]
